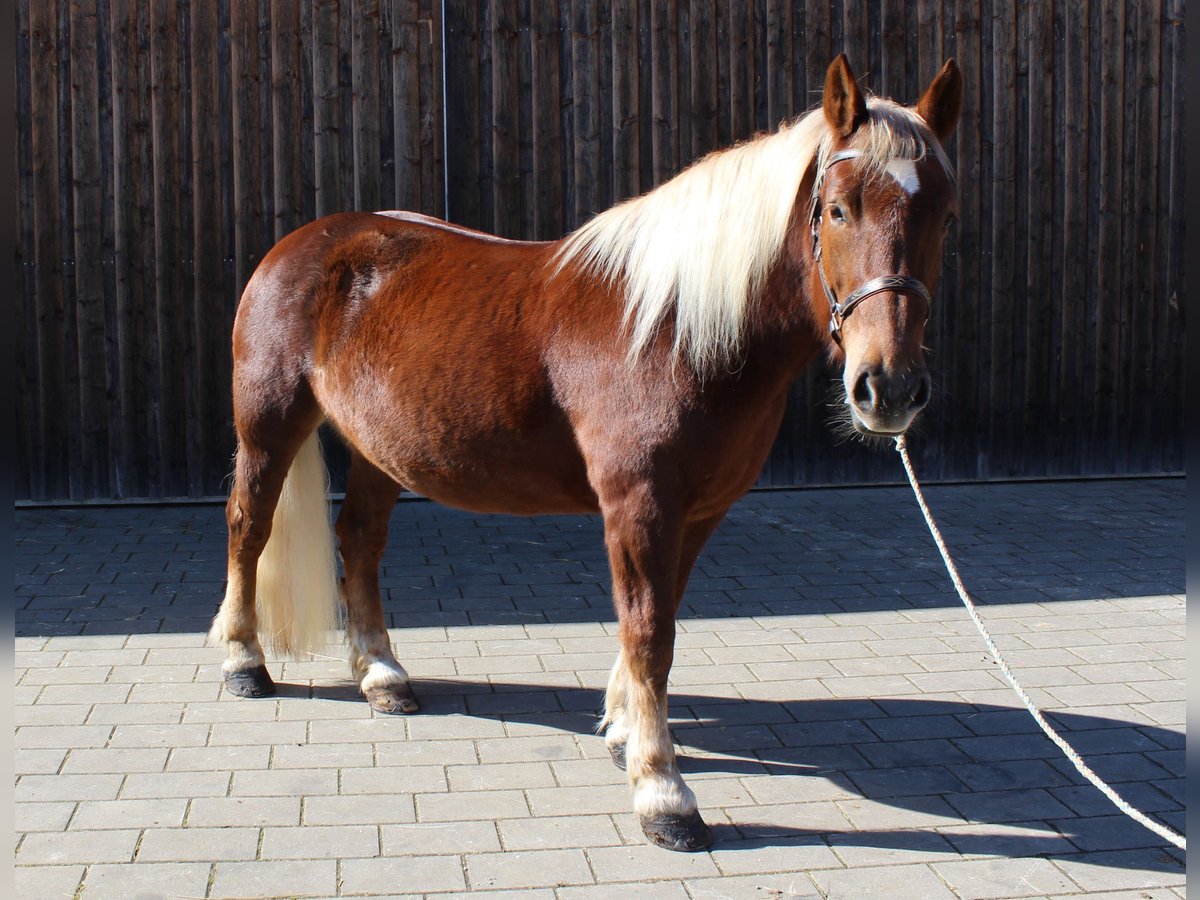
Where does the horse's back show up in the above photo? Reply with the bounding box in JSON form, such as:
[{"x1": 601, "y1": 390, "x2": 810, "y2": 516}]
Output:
[{"x1": 234, "y1": 211, "x2": 601, "y2": 513}]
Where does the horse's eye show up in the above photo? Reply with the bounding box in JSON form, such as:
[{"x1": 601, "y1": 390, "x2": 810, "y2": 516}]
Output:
[
  {"x1": 944, "y1": 213, "x2": 957, "y2": 230},
  {"x1": 828, "y1": 205, "x2": 845, "y2": 223}
]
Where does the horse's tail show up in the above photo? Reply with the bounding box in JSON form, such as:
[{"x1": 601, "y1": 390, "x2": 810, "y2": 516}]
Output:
[{"x1": 229, "y1": 430, "x2": 341, "y2": 659}]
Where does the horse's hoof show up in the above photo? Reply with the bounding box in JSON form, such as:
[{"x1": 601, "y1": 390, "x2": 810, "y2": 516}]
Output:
[
  {"x1": 640, "y1": 811, "x2": 714, "y2": 852},
  {"x1": 608, "y1": 742, "x2": 627, "y2": 770},
  {"x1": 224, "y1": 665, "x2": 276, "y2": 698},
  {"x1": 364, "y1": 683, "x2": 420, "y2": 715}
]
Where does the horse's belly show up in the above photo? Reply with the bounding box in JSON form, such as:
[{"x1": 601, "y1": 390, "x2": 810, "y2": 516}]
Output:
[{"x1": 324, "y1": 389, "x2": 597, "y2": 515}]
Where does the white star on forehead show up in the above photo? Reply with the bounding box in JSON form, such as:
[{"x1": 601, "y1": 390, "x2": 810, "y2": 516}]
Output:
[{"x1": 886, "y1": 158, "x2": 920, "y2": 195}]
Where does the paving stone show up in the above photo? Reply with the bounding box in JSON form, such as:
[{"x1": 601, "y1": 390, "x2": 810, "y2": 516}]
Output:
[
  {"x1": 810, "y1": 862, "x2": 957, "y2": 899},
  {"x1": 120, "y1": 770, "x2": 231, "y2": 799},
  {"x1": 15, "y1": 800, "x2": 77, "y2": 832},
  {"x1": 17, "y1": 773, "x2": 123, "y2": 803},
  {"x1": 18, "y1": 829, "x2": 140, "y2": 865},
  {"x1": 210, "y1": 860, "x2": 337, "y2": 899},
  {"x1": 14, "y1": 864, "x2": 84, "y2": 900},
  {"x1": 417, "y1": 787, "x2": 529, "y2": 822},
  {"x1": 16, "y1": 747, "x2": 69, "y2": 775},
  {"x1": 230, "y1": 767, "x2": 340, "y2": 797},
  {"x1": 931, "y1": 857, "x2": 1079, "y2": 898},
  {"x1": 136, "y1": 826, "x2": 259, "y2": 862},
  {"x1": 189, "y1": 795, "x2": 301, "y2": 827},
  {"x1": 261, "y1": 824, "x2": 379, "y2": 859},
  {"x1": 1049, "y1": 849, "x2": 1186, "y2": 892},
  {"x1": 70, "y1": 797, "x2": 188, "y2": 830},
  {"x1": 81, "y1": 862, "x2": 211, "y2": 899},
  {"x1": 340, "y1": 855, "x2": 467, "y2": 894},
  {"x1": 587, "y1": 843, "x2": 721, "y2": 881},
  {"x1": 708, "y1": 835, "x2": 841, "y2": 875},
  {"x1": 496, "y1": 814, "x2": 621, "y2": 851},
  {"x1": 465, "y1": 848, "x2": 593, "y2": 890}
]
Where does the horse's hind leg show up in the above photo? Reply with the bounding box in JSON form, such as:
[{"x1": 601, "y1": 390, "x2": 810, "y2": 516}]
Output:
[
  {"x1": 336, "y1": 450, "x2": 419, "y2": 714},
  {"x1": 213, "y1": 424, "x2": 315, "y2": 697}
]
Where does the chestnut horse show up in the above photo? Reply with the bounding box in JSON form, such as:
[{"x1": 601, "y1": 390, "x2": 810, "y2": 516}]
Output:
[{"x1": 210, "y1": 55, "x2": 961, "y2": 851}]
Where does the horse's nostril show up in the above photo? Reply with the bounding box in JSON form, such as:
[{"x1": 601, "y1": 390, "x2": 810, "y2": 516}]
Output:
[
  {"x1": 910, "y1": 373, "x2": 931, "y2": 410},
  {"x1": 852, "y1": 371, "x2": 873, "y2": 408}
]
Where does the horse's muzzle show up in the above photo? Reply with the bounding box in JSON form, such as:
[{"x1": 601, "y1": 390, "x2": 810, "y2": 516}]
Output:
[{"x1": 847, "y1": 365, "x2": 931, "y2": 435}]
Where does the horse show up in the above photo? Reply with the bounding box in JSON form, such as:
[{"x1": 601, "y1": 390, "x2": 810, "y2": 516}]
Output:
[{"x1": 209, "y1": 54, "x2": 962, "y2": 852}]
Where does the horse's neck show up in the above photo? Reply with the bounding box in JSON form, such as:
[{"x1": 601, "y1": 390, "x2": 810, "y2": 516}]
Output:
[{"x1": 741, "y1": 230, "x2": 828, "y2": 379}]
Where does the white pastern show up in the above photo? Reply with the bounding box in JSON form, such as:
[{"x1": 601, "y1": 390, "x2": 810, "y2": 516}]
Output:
[
  {"x1": 359, "y1": 657, "x2": 411, "y2": 692},
  {"x1": 886, "y1": 158, "x2": 921, "y2": 195},
  {"x1": 631, "y1": 768, "x2": 698, "y2": 818},
  {"x1": 220, "y1": 639, "x2": 266, "y2": 675}
]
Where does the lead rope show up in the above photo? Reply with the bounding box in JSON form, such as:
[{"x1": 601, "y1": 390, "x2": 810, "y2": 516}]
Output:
[{"x1": 893, "y1": 435, "x2": 1186, "y2": 851}]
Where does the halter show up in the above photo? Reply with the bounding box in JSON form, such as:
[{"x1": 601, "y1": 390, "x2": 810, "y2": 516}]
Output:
[{"x1": 809, "y1": 149, "x2": 932, "y2": 344}]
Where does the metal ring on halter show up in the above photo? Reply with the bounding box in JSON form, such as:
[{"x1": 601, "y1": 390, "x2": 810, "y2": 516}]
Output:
[{"x1": 809, "y1": 150, "x2": 933, "y2": 344}]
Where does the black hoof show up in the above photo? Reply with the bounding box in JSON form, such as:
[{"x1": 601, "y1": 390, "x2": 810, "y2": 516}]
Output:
[
  {"x1": 640, "y1": 811, "x2": 714, "y2": 852},
  {"x1": 608, "y1": 742, "x2": 627, "y2": 770},
  {"x1": 225, "y1": 665, "x2": 276, "y2": 698},
  {"x1": 364, "y1": 683, "x2": 421, "y2": 715}
]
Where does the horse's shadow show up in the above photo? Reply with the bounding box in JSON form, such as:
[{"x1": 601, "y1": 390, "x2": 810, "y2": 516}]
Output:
[{"x1": 296, "y1": 679, "x2": 1185, "y2": 872}]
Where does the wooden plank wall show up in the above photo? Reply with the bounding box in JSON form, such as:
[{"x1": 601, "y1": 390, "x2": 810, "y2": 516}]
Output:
[{"x1": 16, "y1": 0, "x2": 1185, "y2": 500}]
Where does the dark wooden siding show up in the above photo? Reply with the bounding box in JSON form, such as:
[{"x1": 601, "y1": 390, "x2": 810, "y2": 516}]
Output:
[{"x1": 16, "y1": 0, "x2": 1185, "y2": 501}]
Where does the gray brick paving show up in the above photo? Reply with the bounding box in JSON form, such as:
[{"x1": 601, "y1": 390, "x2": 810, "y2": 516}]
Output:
[{"x1": 13, "y1": 477, "x2": 1186, "y2": 897}]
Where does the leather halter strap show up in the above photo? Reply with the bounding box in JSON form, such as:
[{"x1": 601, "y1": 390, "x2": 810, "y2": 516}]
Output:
[{"x1": 809, "y1": 149, "x2": 932, "y2": 344}]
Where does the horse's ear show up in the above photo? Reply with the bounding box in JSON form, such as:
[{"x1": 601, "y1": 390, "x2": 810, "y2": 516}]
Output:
[
  {"x1": 915, "y1": 58, "x2": 963, "y2": 144},
  {"x1": 823, "y1": 53, "x2": 868, "y2": 138}
]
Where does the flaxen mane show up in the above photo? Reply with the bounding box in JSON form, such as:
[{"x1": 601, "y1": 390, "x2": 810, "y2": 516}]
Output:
[{"x1": 554, "y1": 97, "x2": 954, "y2": 375}]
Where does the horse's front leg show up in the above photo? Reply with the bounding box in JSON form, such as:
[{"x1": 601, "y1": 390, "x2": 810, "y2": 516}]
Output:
[
  {"x1": 600, "y1": 486, "x2": 712, "y2": 852},
  {"x1": 336, "y1": 451, "x2": 419, "y2": 714}
]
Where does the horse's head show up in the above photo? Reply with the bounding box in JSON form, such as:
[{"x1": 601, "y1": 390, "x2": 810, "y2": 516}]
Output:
[{"x1": 809, "y1": 54, "x2": 962, "y2": 437}]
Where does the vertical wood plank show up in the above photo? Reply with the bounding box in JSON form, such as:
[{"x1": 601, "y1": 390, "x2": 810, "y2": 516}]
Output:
[
  {"x1": 1062, "y1": 0, "x2": 1093, "y2": 477},
  {"x1": 516, "y1": 0, "x2": 535, "y2": 236},
  {"x1": 764, "y1": 0, "x2": 789, "y2": 125},
  {"x1": 803, "y1": 0, "x2": 829, "y2": 110},
  {"x1": 714, "y1": 0, "x2": 731, "y2": 146},
  {"x1": 1090, "y1": 0, "x2": 1125, "y2": 475},
  {"x1": 842, "y1": 0, "x2": 868, "y2": 83},
  {"x1": 350, "y1": 0, "x2": 381, "y2": 213},
  {"x1": 952, "y1": 0, "x2": 982, "y2": 478},
  {"x1": 16, "y1": 0, "x2": 41, "y2": 498},
  {"x1": 571, "y1": 0, "x2": 600, "y2": 222},
  {"x1": 879, "y1": 0, "x2": 907, "y2": 101},
  {"x1": 611, "y1": 0, "x2": 639, "y2": 202},
  {"x1": 689, "y1": 0, "x2": 717, "y2": 159},
  {"x1": 531, "y1": 0, "x2": 562, "y2": 237},
  {"x1": 1023, "y1": 0, "x2": 1054, "y2": 476},
  {"x1": 491, "y1": 0, "x2": 520, "y2": 235},
  {"x1": 149, "y1": 0, "x2": 188, "y2": 494},
  {"x1": 727, "y1": 0, "x2": 751, "y2": 139},
  {"x1": 272, "y1": 0, "x2": 303, "y2": 232},
  {"x1": 987, "y1": 0, "x2": 1016, "y2": 477},
  {"x1": 445, "y1": 0, "x2": 481, "y2": 227},
  {"x1": 1122, "y1": 0, "x2": 1160, "y2": 471},
  {"x1": 421, "y1": 0, "x2": 445, "y2": 218},
  {"x1": 191, "y1": 0, "x2": 225, "y2": 494},
  {"x1": 231, "y1": 0, "x2": 265, "y2": 296},
  {"x1": 313, "y1": 0, "x2": 342, "y2": 217},
  {"x1": 68, "y1": 0, "x2": 112, "y2": 497},
  {"x1": 651, "y1": 0, "x2": 678, "y2": 185},
  {"x1": 1156, "y1": 0, "x2": 1183, "y2": 472},
  {"x1": 391, "y1": 0, "x2": 421, "y2": 212}
]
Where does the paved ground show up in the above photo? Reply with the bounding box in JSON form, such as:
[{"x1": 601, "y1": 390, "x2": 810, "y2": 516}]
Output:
[{"x1": 14, "y1": 477, "x2": 1186, "y2": 899}]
